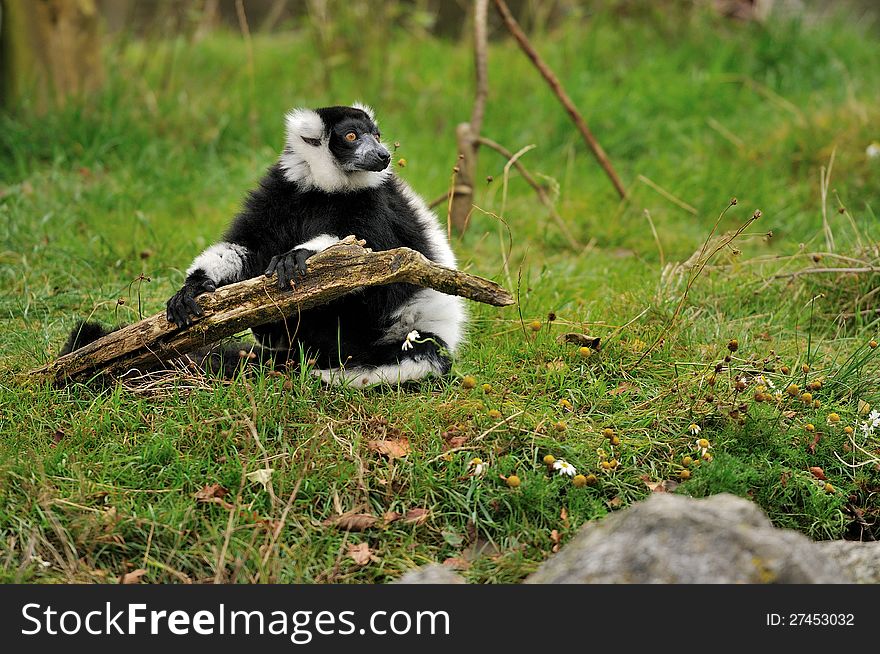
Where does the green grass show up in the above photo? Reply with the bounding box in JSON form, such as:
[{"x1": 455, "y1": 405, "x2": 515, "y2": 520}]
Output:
[{"x1": 2, "y1": 4, "x2": 880, "y2": 583}]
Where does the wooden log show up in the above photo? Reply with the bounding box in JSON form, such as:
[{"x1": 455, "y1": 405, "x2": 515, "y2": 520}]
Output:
[{"x1": 29, "y1": 237, "x2": 514, "y2": 386}]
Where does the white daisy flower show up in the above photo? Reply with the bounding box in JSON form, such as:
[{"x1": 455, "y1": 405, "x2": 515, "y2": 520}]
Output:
[
  {"x1": 688, "y1": 423, "x2": 702, "y2": 435},
  {"x1": 754, "y1": 375, "x2": 775, "y2": 389},
  {"x1": 401, "y1": 329, "x2": 421, "y2": 351},
  {"x1": 469, "y1": 457, "x2": 487, "y2": 477},
  {"x1": 553, "y1": 459, "x2": 577, "y2": 476},
  {"x1": 695, "y1": 438, "x2": 712, "y2": 456}
]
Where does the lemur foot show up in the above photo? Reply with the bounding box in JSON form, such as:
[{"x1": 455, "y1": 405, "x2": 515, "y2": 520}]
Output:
[
  {"x1": 264, "y1": 248, "x2": 314, "y2": 291},
  {"x1": 166, "y1": 272, "x2": 216, "y2": 326}
]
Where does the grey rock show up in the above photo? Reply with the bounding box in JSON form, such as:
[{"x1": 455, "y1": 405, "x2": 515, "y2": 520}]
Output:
[
  {"x1": 817, "y1": 541, "x2": 880, "y2": 584},
  {"x1": 527, "y1": 493, "x2": 847, "y2": 584},
  {"x1": 395, "y1": 564, "x2": 465, "y2": 584}
]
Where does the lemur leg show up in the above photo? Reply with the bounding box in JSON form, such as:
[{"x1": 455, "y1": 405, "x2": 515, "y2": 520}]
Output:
[{"x1": 313, "y1": 332, "x2": 452, "y2": 388}]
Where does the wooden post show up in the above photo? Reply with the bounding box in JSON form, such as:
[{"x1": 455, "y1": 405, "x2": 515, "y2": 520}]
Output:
[{"x1": 0, "y1": 0, "x2": 103, "y2": 111}]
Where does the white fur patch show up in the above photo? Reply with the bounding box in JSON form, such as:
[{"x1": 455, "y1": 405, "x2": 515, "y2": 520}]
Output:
[
  {"x1": 380, "y1": 288, "x2": 466, "y2": 353},
  {"x1": 313, "y1": 358, "x2": 442, "y2": 387},
  {"x1": 352, "y1": 102, "x2": 376, "y2": 122},
  {"x1": 279, "y1": 107, "x2": 390, "y2": 193},
  {"x1": 187, "y1": 242, "x2": 249, "y2": 284},
  {"x1": 297, "y1": 233, "x2": 340, "y2": 252},
  {"x1": 394, "y1": 178, "x2": 457, "y2": 268}
]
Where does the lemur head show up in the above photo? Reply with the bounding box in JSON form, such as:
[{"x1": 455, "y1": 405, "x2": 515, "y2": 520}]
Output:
[{"x1": 279, "y1": 103, "x2": 392, "y2": 193}]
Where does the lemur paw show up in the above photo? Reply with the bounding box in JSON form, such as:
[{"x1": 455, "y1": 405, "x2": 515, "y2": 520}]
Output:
[
  {"x1": 166, "y1": 274, "x2": 216, "y2": 326},
  {"x1": 264, "y1": 248, "x2": 314, "y2": 291}
]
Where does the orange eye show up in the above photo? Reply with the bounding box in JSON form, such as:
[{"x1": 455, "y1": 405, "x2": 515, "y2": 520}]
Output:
[{"x1": 345, "y1": 132, "x2": 357, "y2": 142}]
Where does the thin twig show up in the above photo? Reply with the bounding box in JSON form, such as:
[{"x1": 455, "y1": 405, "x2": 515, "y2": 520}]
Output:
[
  {"x1": 493, "y1": 0, "x2": 626, "y2": 199},
  {"x1": 478, "y1": 135, "x2": 581, "y2": 249},
  {"x1": 637, "y1": 174, "x2": 698, "y2": 215}
]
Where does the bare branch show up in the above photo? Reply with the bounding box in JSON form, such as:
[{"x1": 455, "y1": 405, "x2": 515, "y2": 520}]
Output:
[{"x1": 493, "y1": 0, "x2": 627, "y2": 199}]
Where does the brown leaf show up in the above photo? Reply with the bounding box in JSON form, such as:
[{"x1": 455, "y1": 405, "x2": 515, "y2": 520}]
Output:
[
  {"x1": 382, "y1": 511, "x2": 402, "y2": 525},
  {"x1": 644, "y1": 479, "x2": 679, "y2": 493},
  {"x1": 550, "y1": 529, "x2": 561, "y2": 553},
  {"x1": 403, "y1": 508, "x2": 429, "y2": 525},
  {"x1": 51, "y1": 429, "x2": 65, "y2": 445},
  {"x1": 808, "y1": 432, "x2": 821, "y2": 454},
  {"x1": 609, "y1": 382, "x2": 638, "y2": 396},
  {"x1": 367, "y1": 438, "x2": 410, "y2": 459},
  {"x1": 347, "y1": 542, "x2": 379, "y2": 566},
  {"x1": 443, "y1": 436, "x2": 468, "y2": 450},
  {"x1": 195, "y1": 483, "x2": 229, "y2": 501},
  {"x1": 442, "y1": 557, "x2": 471, "y2": 570},
  {"x1": 324, "y1": 512, "x2": 378, "y2": 531},
  {"x1": 606, "y1": 496, "x2": 623, "y2": 509},
  {"x1": 560, "y1": 507, "x2": 569, "y2": 529},
  {"x1": 809, "y1": 466, "x2": 826, "y2": 481},
  {"x1": 120, "y1": 568, "x2": 147, "y2": 584}
]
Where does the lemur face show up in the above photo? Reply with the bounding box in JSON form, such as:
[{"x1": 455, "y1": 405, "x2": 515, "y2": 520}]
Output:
[{"x1": 316, "y1": 106, "x2": 391, "y2": 173}]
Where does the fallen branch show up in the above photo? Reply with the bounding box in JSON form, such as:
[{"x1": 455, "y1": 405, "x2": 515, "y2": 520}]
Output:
[
  {"x1": 29, "y1": 237, "x2": 515, "y2": 386},
  {"x1": 493, "y1": 0, "x2": 627, "y2": 199}
]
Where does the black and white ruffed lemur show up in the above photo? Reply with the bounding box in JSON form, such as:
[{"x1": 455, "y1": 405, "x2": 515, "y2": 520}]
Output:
[{"x1": 64, "y1": 104, "x2": 466, "y2": 386}]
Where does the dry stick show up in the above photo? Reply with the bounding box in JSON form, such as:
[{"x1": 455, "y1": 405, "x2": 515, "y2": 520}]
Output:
[
  {"x1": 30, "y1": 238, "x2": 514, "y2": 386},
  {"x1": 493, "y1": 0, "x2": 627, "y2": 200},
  {"x1": 449, "y1": 0, "x2": 490, "y2": 234},
  {"x1": 478, "y1": 135, "x2": 581, "y2": 249},
  {"x1": 820, "y1": 146, "x2": 836, "y2": 253}
]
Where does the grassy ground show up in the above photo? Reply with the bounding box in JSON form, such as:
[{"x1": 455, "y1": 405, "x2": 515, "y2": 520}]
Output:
[{"x1": 2, "y1": 4, "x2": 880, "y2": 583}]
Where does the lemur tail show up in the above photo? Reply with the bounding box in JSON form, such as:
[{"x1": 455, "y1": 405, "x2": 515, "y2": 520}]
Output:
[
  {"x1": 60, "y1": 320, "x2": 274, "y2": 379},
  {"x1": 61, "y1": 321, "x2": 116, "y2": 355}
]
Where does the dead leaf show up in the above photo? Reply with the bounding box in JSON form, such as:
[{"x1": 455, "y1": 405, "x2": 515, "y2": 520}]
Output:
[
  {"x1": 859, "y1": 399, "x2": 871, "y2": 415},
  {"x1": 809, "y1": 466, "x2": 826, "y2": 481},
  {"x1": 442, "y1": 557, "x2": 471, "y2": 570},
  {"x1": 808, "y1": 432, "x2": 821, "y2": 454},
  {"x1": 246, "y1": 468, "x2": 274, "y2": 490},
  {"x1": 443, "y1": 436, "x2": 468, "y2": 450},
  {"x1": 643, "y1": 478, "x2": 679, "y2": 493},
  {"x1": 403, "y1": 508, "x2": 429, "y2": 525},
  {"x1": 195, "y1": 483, "x2": 229, "y2": 501},
  {"x1": 51, "y1": 429, "x2": 65, "y2": 445},
  {"x1": 609, "y1": 383, "x2": 637, "y2": 396},
  {"x1": 367, "y1": 438, "x2": 410, "y2": 459},
  {"x1": 606, "y1": 496, "x2": 623, "y2": 509},
  {"x1": 324, "y1": 512, "x2": 378, "y2": 531},
  {"x1": 347, "y1": 542, "x2": 379, "y2": 566},
  {"x1": 550, "y1": 529, "x2": 561, "y2": 553},
  {"x1": 461, "y1": 538, "x2": 499, "y2": 562},
  {"x1": 382, "y1": 511, "x2": 402, "y2": 525},
  {"x1": 560, "y1": 507, "x2": 569, "y2": 529},
  {"x1": 120, "y1": 568, "x2": 147, "y2": 584}
]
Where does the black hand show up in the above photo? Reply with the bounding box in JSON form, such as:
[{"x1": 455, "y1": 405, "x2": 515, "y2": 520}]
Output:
[
  {"x1": 264, "y1": 248, "x2": 314, "y2": 291},
  {"x1": 166, "y1": 273, "x2": 216, "y2": 326}
]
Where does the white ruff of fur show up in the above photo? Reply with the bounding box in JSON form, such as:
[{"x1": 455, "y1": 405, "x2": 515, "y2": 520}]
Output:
[
  {"x1": 314, "y1": 358, "x2": 444, "y2": 387},
  {"x1": 187, "y1": 242, "x2": 249, "y2": 284},
  {"x1": 279, "y1": 108, "x2": 390, "y2": 193}
]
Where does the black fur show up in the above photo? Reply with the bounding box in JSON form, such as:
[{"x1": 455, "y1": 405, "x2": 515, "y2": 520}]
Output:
[
  {"x1": 64, "y1": 106, "x2": 454, "y2": 383},
  {"x1": 214, "y1": 166, "x2": 447, "y2": 371},
  {"x1": 61, "y1": 321, "x2": 113, "y2": 355}
]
